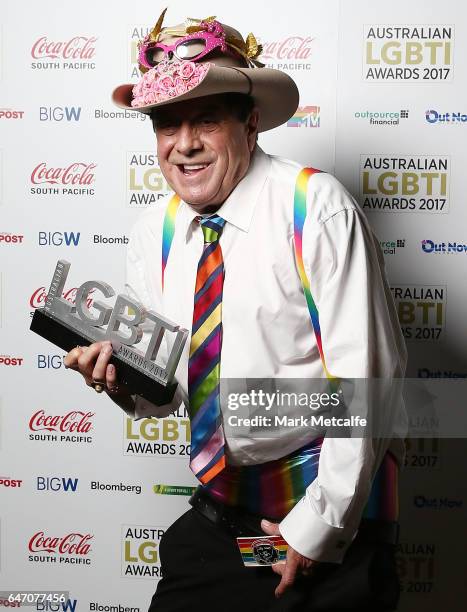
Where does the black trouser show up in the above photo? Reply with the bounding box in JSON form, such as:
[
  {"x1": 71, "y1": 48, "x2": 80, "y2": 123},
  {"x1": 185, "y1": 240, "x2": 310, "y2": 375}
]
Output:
[{"x1": 148, "y1": 507, "x2": 400, "y2": 612}]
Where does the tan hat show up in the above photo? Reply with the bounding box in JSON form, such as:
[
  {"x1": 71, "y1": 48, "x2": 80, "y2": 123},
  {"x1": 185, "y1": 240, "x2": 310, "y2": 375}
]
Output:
[{"x1": 112, "y1": 11, "x2": 299, "y2": 132}]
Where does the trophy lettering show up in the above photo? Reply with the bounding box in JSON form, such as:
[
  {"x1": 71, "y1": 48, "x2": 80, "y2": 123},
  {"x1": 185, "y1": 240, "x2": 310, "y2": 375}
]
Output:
[{"x1": 30, "y1": 260, "x2": 188, "y2": 404}]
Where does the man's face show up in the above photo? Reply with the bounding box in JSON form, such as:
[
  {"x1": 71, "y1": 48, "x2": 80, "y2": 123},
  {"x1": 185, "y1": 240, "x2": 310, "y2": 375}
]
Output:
[{"x1": 153, "y1": 95, "x2": 259, "y2": 211}]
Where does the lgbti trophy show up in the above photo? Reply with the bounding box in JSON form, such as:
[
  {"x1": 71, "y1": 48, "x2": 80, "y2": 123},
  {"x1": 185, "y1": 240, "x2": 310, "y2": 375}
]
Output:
[{"x1": 30, "y1": 260, "x2": 188, "y2": 403}]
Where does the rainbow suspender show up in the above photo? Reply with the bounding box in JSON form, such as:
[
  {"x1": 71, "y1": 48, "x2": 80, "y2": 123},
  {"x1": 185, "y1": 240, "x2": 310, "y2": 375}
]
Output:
[{"x1": 160, "y1": 170, "x2": 398, "y2": 521}]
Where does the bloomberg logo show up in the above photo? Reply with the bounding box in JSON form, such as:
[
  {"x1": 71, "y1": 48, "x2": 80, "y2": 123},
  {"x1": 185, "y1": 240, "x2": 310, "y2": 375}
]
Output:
[
  {"x1": 38, "y1": 231, "x2": 80, "y2": 246},
  {"x1": 39, "y1": 107, "x2": 82, "y2": 122},
  {"x1": 37, "y1": 476, "x2": 79, "y2": 492}
]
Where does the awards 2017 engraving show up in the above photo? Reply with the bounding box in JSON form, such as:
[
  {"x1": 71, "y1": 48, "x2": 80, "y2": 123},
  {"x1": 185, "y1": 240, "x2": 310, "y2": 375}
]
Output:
[{"x1": 30, "y1": 259, "x2": 188, "y2": 404}]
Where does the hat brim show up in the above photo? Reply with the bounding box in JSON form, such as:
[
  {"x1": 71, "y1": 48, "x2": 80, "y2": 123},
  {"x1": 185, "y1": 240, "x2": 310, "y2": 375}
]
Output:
[{"x1": 112, "y1": 64, "x2": 299, "y2": 132}]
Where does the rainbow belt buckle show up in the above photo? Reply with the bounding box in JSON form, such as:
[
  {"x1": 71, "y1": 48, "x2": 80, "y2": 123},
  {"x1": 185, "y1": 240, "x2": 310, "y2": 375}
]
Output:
[{"x1": 236, "y1": 535, "x2": 288, "y2": 567}]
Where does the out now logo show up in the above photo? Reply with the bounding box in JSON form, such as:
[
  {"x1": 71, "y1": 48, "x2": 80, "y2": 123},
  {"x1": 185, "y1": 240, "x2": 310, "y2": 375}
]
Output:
[
  {"x1": 37, "y1": 476, "x2": 79, "y2": 492},
  {"x1": 28, "y1": 410, "x2": 94, "y2": 444},
  {"x1": 28, "y1": 531, "x2": 93, "y2": 565}
]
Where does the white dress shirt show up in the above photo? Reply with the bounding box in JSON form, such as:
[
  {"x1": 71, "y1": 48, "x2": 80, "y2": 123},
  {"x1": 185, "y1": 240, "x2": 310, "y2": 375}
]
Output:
[{"x1": 124, "y1": 146, "x2": 407, "y2": 563}]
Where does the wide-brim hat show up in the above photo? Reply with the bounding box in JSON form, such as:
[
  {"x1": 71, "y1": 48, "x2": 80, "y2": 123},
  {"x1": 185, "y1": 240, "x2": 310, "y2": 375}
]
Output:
[{"x1": 112, "y1": 12, "x2": 299, "y2": 132}]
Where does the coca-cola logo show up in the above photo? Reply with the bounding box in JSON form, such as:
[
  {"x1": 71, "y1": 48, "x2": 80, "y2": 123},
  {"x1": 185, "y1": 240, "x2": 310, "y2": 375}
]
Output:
[
  {"x1": 31, "y1": 36, "x2": 97, "y2": 60},
  {"x1": 29, "y1": 531, "x2": 93, "y2": 555},
  {"x1": 29, "y1": 410, "x2": 94, "y2": 433},
  {"x1": 29, "y1": 286, "x2": 95, "y2": 309},
  {"x1": 259, "y1": 36, "x2": 313, "y2": 61},
  {"x1": 31, "y1": 163, "x2": 96, "y2": 186}
]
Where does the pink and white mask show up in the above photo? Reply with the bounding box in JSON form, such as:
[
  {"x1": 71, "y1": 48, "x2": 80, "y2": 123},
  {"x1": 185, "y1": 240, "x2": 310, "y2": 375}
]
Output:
[{"x1": 138, "y1": 20, "x2": 234, "y2": 71}]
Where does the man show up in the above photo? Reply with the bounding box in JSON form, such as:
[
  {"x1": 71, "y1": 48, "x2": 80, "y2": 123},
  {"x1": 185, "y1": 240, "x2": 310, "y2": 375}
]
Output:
[{"x1": 65, "y1": 11, "x2": 406, "y2": 612}]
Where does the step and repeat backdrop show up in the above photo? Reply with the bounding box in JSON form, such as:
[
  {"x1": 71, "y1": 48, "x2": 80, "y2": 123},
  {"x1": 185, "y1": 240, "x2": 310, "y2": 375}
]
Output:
[{"x1": 1, "y1": 0, "x2": 466, "y2": 610}]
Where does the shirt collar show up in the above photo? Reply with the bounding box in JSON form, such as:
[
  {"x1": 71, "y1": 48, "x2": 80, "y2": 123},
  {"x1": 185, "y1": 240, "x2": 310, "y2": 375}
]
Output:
[{"x1": 179, "y1": 146, "x2": 271, "y2": 240}]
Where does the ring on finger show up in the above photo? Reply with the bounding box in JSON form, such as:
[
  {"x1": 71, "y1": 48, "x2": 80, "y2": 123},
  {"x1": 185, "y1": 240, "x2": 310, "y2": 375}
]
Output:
[{"x1": 91, "y1": 380, "x2": 105, "y2": 393}]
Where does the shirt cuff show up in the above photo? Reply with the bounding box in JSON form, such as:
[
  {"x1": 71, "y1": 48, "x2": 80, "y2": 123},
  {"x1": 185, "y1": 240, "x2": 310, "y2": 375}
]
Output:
[{"x1": 279, "y1": 496, "x2": 358, "y2": 564}]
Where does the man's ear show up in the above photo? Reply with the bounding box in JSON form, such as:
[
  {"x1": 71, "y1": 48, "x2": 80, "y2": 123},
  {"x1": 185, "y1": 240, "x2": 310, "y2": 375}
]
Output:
[{"x1": 246, "y1": 108, "x2": 260, "y2": 152}]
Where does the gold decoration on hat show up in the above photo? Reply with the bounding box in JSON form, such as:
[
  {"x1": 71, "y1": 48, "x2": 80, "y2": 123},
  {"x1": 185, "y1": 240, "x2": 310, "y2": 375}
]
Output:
[
  {"x1": 148, "y1": 7, "x2": 168, "y2": 42},
  {"x1": 185, "y1": 15, "x2": 216, "y2": 33},
  {"x1": 245, "y1": 32, "x2": 263, "y2": 59}
]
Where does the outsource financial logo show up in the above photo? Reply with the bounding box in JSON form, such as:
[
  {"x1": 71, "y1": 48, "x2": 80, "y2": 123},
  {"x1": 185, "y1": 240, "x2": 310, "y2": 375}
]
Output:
[
  {"x1": 30, "y1": 36, "x2": 97, "y2": 70},
  {"x1": 425, "y1": 109, "x2": 467, "y2": 124},
  {"x1": 421, "y1": 239, "x2": 467, "y2": 253},
  {"x1": 355, "y1": 110, "x2": 409, "y2": 125}
]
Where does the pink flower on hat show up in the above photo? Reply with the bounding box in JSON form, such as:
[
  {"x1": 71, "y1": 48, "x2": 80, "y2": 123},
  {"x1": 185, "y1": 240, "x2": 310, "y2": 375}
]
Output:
[
  {"x1": 179, "y1": 62, "x2": 195, "y2": 80},
  {"x1": 131, "y1": 59, "x2": 210, "y2": 108}
]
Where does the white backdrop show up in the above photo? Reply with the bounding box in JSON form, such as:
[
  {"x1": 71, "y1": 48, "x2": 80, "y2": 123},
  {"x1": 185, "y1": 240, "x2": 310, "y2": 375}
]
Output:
[{"x1": 1, "y1": 1, "x2": 466, "y2": 610}]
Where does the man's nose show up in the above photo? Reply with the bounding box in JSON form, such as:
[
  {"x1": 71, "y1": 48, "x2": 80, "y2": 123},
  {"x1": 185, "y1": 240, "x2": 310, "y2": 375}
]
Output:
[{"x1": 175, "y1": 123, "x2": 202, "y2": 156}]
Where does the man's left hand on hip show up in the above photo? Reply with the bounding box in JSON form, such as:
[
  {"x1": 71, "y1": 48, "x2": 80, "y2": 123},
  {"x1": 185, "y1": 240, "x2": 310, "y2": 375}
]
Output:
[{"x1": 261, "y1": 519, "x2": 318, "y2": 598}]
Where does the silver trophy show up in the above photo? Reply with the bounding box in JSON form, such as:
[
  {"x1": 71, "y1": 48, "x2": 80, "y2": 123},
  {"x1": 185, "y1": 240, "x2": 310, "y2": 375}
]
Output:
[{"x1": 30, "y1": 260, "x2": 188, "y2": 403}]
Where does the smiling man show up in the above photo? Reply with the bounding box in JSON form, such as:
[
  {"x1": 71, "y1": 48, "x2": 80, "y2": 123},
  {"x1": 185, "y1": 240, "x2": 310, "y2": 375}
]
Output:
[{"x1": 65, "y1": 10, "x2": 406, "y2": 612}]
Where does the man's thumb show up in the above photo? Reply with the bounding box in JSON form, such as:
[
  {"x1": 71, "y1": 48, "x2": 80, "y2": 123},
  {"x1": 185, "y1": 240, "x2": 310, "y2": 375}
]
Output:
[{"x1": 261, "y1": 519, "x2": 279, "y2": 535}]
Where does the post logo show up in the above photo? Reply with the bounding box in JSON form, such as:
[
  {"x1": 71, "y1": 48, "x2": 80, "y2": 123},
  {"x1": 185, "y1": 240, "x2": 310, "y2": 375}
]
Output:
[
  {"x1": 391, "y1": 284, "x2": 446, "y2": 342},
  {"x1": 287, "y1": 106, "x2": 320, "y2": 127},
  {"x1": 364, "y1": 25, "x2": 454, "y2": 81},
  {"x1": 122, "y1": 525, "x2": 165, "y2": 578},
  {"x1": 126, "y1": 152, "x2": 170, "y2": 207},
  {"x1": 0, "y1": 233, "x2": 24, "y2": 244},
  {"x1": 360, "y1": 155, "x2": 450, "y2": 213},
  {"x1": 28, "y1": 531, "x2": 93, "y2": 565},
  {"x1": 31, "y1": 36, "x2": 97, "y2": 70},
  {"x1": 124, "y1": 406, "x2": 190, "y2": 457},
  {"x1": 0, "y1": 109, "x2": 24, "y2": 119}
]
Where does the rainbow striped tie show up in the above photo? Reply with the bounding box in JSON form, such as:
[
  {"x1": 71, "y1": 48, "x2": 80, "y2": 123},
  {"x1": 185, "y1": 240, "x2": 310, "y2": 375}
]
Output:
[{"x1": 188, "y1": 215, "x2": 227, "y2": 484}]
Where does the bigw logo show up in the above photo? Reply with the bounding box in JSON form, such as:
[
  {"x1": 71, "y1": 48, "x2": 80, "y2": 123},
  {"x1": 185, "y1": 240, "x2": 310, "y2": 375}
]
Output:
[
  {"x1": 38, "y1": 231, "x2": 81, "y2": 246},
  {"x1": 39, "y1": 107, "x2": 82, "y2": 122},
  {"x1": 37, "y1": 599, "x2": 78, "y2": 612},
  {"x1": 37, "y1": 476, "x2": 79, "y2": 492},
  {"x1": 287, "y1": 106, "x2": 320, "y2": 128}
]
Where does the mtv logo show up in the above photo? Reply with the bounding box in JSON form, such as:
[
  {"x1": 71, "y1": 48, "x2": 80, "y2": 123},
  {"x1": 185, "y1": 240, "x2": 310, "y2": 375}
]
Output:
[{"x1": 287, "y1": 106, "x2": 320, "y2": 128}]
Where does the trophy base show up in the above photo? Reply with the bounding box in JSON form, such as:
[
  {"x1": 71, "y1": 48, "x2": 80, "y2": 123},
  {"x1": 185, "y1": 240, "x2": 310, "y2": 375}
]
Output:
[{"x1": 30, "y1": 309, "x2": 178, "y2": 405}]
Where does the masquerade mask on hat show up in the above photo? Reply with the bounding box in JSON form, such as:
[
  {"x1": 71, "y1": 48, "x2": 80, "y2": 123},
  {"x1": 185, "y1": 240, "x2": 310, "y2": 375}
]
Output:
[{"x1": 137, "y1": 9, "x2": 263, "y2": 73}]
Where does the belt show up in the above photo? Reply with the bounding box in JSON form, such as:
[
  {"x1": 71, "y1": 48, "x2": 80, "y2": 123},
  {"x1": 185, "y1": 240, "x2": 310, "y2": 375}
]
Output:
[{"x1": 189, "y1": 485, "x2": 399, "y2": 545}]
